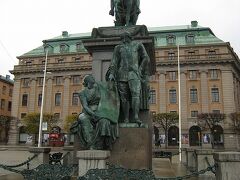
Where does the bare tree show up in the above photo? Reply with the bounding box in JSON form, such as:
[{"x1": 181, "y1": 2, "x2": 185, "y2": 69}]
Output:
[
  {"x1": 229, "y1": 112, "x2": 240, "y2": 134},
  {"x1": 153, "y1": 113, "x2": 178, "y2": 148},
  {"x1": 197, "y1": 113, "x2": 225, "y2": 148}
]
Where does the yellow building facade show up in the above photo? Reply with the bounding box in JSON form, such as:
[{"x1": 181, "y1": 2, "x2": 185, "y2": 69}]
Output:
[{"x1": 8, "y1": 22, "x2": 240, "y2": 148}]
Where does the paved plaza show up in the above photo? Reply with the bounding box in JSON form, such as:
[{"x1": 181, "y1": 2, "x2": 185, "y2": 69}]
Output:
[{"x1": 0, "y1": 146, "x2": 215, "y2": 180}]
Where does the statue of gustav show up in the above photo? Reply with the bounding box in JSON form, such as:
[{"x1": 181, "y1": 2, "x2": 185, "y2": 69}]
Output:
[
  {"x1": 109, "y1": 0, "x2": 141, "y2": 26},
  {"x1": 70, "y1": 75, "x2": 120, "y2": 150},
  {"x1": 107, "y1": 32, "x2": 150, "y2": 124}
]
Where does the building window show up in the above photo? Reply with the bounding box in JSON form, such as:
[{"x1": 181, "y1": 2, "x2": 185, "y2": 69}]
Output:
[
  {"x1": 42, "y1": 60, "x2": 46, "y2": 64},
  {"x1": 211, "y1": 88, "x2": 219, "y2": 102},
  {"x1": 170, "y1": 110, "x2": 177, "y2": 114},
  {"x1": 72, "y1": 112, "x2": 78, "y2": 115},
  {"x1": 60, "y1": 44, "x2": 68, "y2": 53},
  {"x1": 72, "y1": 93, "x2": 79, "y2": 106},
  {"x1": 186, "y1": 34, "x2": 195, "y2": 44},
  {"x1": 72, "y1": 75, "x2": 81, "y2": 84},
  {"x1": 58, "y1": 59, "x2": 64, "y2": 64},
  {"x1": 166, "y1": 35, "x2": 176, "y2": 44},
  {"x1": 1, "y1": 99, "x2": 5, "y2": 109},
  {"x1": 2, "y1": 86, "x2": 6, "y2": 94},
  {"x1": 55, "y1": 93, "x2": 61, "y2": 106},
  {"x1": 76, "y1": 43, "x2": 82, "y2": 51},
  {"x1": 21, "y1": 113, "x2": 27, "y2": 119},
  {"x1": 187, "y1": 50, "x2": 196, "y2": 59},
  {"x1": 22, "y1": 94, "x2": 28, "y2": 106},
  {"x1": 38, "y1": 94, "x2": 42, "y2": 107},
  {"x1": 75, "y1": 57, "x2": 81, "y2": 63},
  {"x1": 55, "y1": 76, "x2": 63, "y2": 85},
  {"x1": 190, "y1": 89, "x2": 198, "y2": 103},
  {"x1": 8, "y1": 101, "x2": 12, "y2": 111},
  {"x1": 9, "y1": 88, "x2": 13, "y2": 97},
  {"x1": 38, "y1": 77, "x2": 44, "y2": 86},
  {"x1": 26, "y1": 61, "x2": 32, "y2": 66},
  {"x1": 210, "y1": 69, "x2": 218, "y2": 79},
  {"x1": 189, "y1": 70, "x2": 197, "y2": 80},
  {"x1": 212, "y1": 110, "x2": 220, "y2": 114},
  {"x1": 208, "y1": 50, "x2": 217, "y2": 59},
  {"x1": 191, "y1": 111, "x2": 198, "y2": 117},
  {"x1": 149, "y1": 89, "x2": 156, "y2": 104},
  {"x1": 169, "y1": 71, "x2": 177, "y2": 81},
  {"x1": 169, "y1": 89, "x2": 177, "y2": 104},
  {"x1": 168, "y1": 52, "x2": 175, "y2": 60},
  {"x1": 22, "y1": 78, "x2": 30, "y2": 87},
  {"x1": 54, "y1": 113, "x2": 60, "y2": 120}
]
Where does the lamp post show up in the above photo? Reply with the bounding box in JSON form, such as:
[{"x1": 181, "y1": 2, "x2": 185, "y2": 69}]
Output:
[
  {"x1": 177, "y1": 44, "x2": 182, "y2": 161},
  {"x1": 37, "y1": 46, "x2": 48, "y2": 147}
]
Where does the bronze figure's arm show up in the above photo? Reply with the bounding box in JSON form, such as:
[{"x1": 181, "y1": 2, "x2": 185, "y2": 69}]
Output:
[{"x1": 109, "y1": 0, "x2": 114, "y2": 16}]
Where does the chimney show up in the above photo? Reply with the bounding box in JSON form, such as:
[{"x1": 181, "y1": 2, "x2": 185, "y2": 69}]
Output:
[
  {"x1": 6, "y1": 75, "x2": 10, "y2": 80},
  {"x1": 62, "y1": 31, "x2": 68, "y2": 37},
  {"x1": 191, "y1": 21, "x2": 198, "y2": 27}
]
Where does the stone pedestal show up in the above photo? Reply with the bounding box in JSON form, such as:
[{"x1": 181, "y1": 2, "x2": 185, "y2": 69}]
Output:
[
  {"x1": 108, "y1": 127, "x2": 152, "y2": 169},
  {"x1": 77, "y1": 150, "x2": 110, "y2": 177},
  {"x1": 195, "y1": 149, "x2": 214, "y2": 177},
  {"x1": 181, "y1": 148, "x2": 187, "y2": 165},
  {"x1": 214, "y1": 152, "x2": 240, "y2": 180},
  {"x1": 63, "y1": 146, "x2": 75, "y2": 165},
  {"x1": 29, "y1": 147, "x2": 51, "y2": 164},
  {"x1": 186, "y1": 148, "x2": 196, "y2": 170}
]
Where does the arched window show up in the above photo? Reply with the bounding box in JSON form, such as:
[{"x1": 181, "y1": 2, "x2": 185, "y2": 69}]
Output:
[
  {"x1": 189, "y1": 126, "x2": 202, "y2": 146},
  {"x1": 166, "y1": 35, "x2": 176, "y2": 45},
  {"x1": 212, "y1": 125, "x2": 224, "y2": 146},
  {"x1": 168, "y1": 126, "x2": 179, "y2": 146},
  {"x1": 186, "y1": 34, "x2": 195, "y2": 44}
]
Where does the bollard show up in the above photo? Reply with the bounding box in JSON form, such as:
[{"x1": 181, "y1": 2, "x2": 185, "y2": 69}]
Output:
[
  {"x1": 181, "y1": 148, "x2": 187, "y2": 165},
  {"x1": 29, "y1": 147, "x2": 51, "y2": 164},
  {"x1": 186, "y1": 148, "x2": 196, "y2": 171},
  {"x1": 62, "y1": 146, "x2": 74, "y2": 165}
]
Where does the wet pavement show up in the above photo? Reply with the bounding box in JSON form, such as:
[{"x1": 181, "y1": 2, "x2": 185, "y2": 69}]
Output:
[{"x1": 0, "y1": 147, "x2": 215, "y2": 180}]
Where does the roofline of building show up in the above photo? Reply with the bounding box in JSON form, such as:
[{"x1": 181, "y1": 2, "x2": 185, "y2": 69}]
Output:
[
  {"x1": 149, "y1": 27, "x2": 215, "y2": 36},
  {"x1": 0, "y1": 76, "x2": 14, "y2": 85}
]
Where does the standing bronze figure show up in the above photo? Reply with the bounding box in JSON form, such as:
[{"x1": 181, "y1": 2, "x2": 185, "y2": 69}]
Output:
[
  {"x1": 108, "y1": 32, "x2": 150, "y2": 124},
  {"x1": 109, "y1": 0, "x2": 141, "y2": 26}
]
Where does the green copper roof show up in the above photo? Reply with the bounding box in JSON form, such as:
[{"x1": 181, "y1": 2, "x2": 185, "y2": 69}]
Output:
[{"x1": 19, "y1": 23, "x2": 224, "y2": 58}]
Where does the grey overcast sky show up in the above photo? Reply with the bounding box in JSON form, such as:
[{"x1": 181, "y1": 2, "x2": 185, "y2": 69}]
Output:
[{"x1": 0, "y1": 0, "x2": 239, "y2": 78}]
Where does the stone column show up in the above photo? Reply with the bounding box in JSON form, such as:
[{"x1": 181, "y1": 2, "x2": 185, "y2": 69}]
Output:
[
  {"x1": 62, "y1": 76, "x2": 70, "y2": 121},
  {"x1": 7, "y1": 78, "x2": 21, "y2": 145},
  {"x1": 221, "y1": 70, "x2": 236, "y2": 149},
  {"x1": 180, "y1": 71, "x2": 188, "y2": 128},
  {"x1": 29, "y1": 78, "x2": 36, "y2": 112},
  {"x1": 195, "y1": 149, "x2": 214, "y2": 177},
  {"x1": 77, "y1": 150, "x2": 110, "y2": 177},
  {"x1": 221, "y1": 70, "x2": 235, "y2": 114},
  {"x1": 45, "y1": 78, "x2": 53, "y2": 113},
  {"x1": 29, "y1": 147, "x2": 51, "y2": 164},
  {"x1": 200, "y1": 70, "x2": 209, "y2": 112},
  {"x1": 213, "y1": 152, "x2": 240, "y2": 180},
  {"x1": 186, "y1": 148, "x2": 196, "y2": 171},
  {"x1": 159, "y1": 71, "x2": 166, "y2": 113},
  {"x1": 181, "y1": 148, "x2": 187, "y2": 165}
]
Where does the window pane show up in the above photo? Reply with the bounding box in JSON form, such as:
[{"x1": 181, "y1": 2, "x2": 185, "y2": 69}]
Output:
[
  {"x1": 211, "y1": 88, "x2": 219, "y2": 102},
  {"x1": 73, "y1": 75, "x2": 81, "y2": 84},
  {"x1": 210, "y1": 69, "x2": 218, "y2": 79},
  {"x1": 72, "y1": 93, "x2": 79, "y2": 106},
  {"x1": 22, "y1": 94, "x2": 28, "y2": 106},
  {"x1": 190, "y1": 89, "x2": 198, "y2": 103},
  {"x1": 169, "y1": 71, "x2": 177, "y2": 81},
  {"x1": 1, "y1": 99, "x2": 5, "y2": 109},
  {"x1": 56, "y1": 76, "x2": 63, "y2": 85},
  {"x1": 189, "y1": 70, "x2": 197, "y2": 80},
  {"x1": 149, "y1": 90, "x2": 156, "y2": 104},
  {"x1": 191, "y1": 111, "x2": 198, "y2": 117},
  {"x1": 38, "y1": 94, "x2": 42, "y2": 106},
  {"x1": 55, "y1": 93, "x2": 61, "y2": 106},
  {"x1": 169, "y1": 89, "x2": 177, "y2": 104}
]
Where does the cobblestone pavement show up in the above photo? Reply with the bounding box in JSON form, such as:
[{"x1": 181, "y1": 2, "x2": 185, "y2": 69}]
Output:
[{"x1": 0, "y1": 147, "x2": 215, "y2": 180}]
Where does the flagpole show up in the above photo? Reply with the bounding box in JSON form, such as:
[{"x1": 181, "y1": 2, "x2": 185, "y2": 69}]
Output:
[
  {"x1": 177, "y1": 44, "x2": 182, "y2": 161},
  {"x1": 38, "y1": 47, "x2": 48, "y2": 147}
]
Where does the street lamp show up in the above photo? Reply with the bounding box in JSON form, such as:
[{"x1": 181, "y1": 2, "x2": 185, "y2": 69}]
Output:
[
  {"x1": 177, "y1": 44, "x2": 182, "y2": 161},
  {"x1": 37, "y1": 45, "x2": 48, "y2": 147}
]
